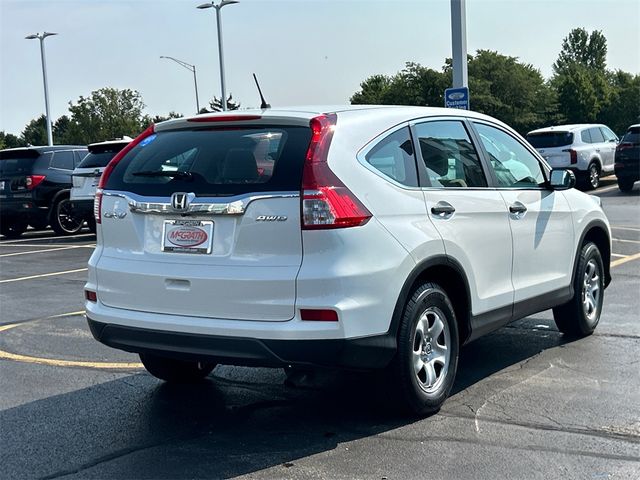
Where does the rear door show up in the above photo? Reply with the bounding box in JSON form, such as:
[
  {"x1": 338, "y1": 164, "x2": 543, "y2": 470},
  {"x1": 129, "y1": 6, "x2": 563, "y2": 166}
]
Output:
[
  {"x1": 97, "y1": 124, "x2": 311, "y2": 321},
  {"x1": 0, "y1": 150, "x2": 38, "y2": 200},
  {"x1": 525, "y1": 131, "x2": 574, "y2": 168},
  {"x1": 412, "y1": 118, "x2": 514, "y2": 321},
  {"x1": 72, "y1": 147, "x2": 123, "y2": 201}
]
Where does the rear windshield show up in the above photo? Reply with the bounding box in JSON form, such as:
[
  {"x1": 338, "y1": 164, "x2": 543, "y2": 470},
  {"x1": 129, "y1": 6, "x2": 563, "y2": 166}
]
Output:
[
  {"x1": 622, "y1": 127, "x2": 640, "y2": 144},
  {"x1": 526, "y1": 132, "x2": 574, "y2": 148},
  {"x1": 0, "y1": 151, "x2": 37, "y2": 176},
  {"x1": 78, "y1": 151, "x2": 118, "y2": 168},
  {"x1": 105, "y1": 126, "x2": 312, "y2": 196}
]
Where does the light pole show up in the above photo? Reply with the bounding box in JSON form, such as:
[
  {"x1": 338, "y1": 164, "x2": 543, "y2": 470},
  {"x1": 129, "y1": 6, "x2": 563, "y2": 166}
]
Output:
[
  {"x1": 25, "y1": 32, "x2": 57, "y2": 146},
  {"x1": 197, "y1": 0, "x2": 239, "y2": 111},
  {"x1": 160, "y1": 56, "x2": 201, "y2": 113}
]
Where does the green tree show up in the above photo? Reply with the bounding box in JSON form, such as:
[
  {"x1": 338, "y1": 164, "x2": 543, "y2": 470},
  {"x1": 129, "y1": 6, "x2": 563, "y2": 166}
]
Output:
[
  {"x1": 53, "y1": 115, "x2": 71, "y2": 144},
  {"x1": 203, "y1": 94, "x2": 240, "y2": 113},
  {"x1": 350, "y1": 74, "x2": 391, "y2": 104},
  {"x1": 0, "y1": 132, "x2": 23, "y2": 149},
  {"x1": 21, "y1": 115, "x2": 48, "y2": 146},
  {"x1": 144, "y1": 111, "x2": 183, "y2": 124},
  {"x1": 552, "y1": 28, "x2": 612, "y2": 124},
  {"x1": 64, "y1": 87, "x2": 147, "y2": 144},
  {"x1": 598, "y1": 71, "x2": 640, "y2": 134}
]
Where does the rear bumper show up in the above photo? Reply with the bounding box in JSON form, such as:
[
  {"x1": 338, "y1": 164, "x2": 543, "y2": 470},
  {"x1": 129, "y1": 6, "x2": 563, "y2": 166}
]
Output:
[
  {"x1": 0, "y1": 197, "x2": 36, "y2": 219},
  {"x1": 87, "y1": 316, "x2": 396, "y2": 369},
  {"x1": 69, "y1": 199, "x2": 93, "y2": 217}
]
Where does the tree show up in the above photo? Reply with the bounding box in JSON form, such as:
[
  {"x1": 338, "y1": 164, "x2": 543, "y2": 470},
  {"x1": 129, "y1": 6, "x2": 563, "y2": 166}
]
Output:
[
  {"x1": 202, "y1": 94, "x2": 240, "y2": 113},
  {"x1": 0, "y1": 132, "x2": 23, "y2": 149},
  {"x1": 552, "y1": 28, "x2": 612, "y2": 124},
  {"x1": 21, "y1": 115, "x2": 48, "y2": 146},
  {"x1": 63, "y1": 88, "x2": 147, "y2": 144},
  {"x1": 553, "y1": 28, "x2": 608, "y2": 74},
  {"x1": 598, "y1": 71, "x2": 640, "y2": 134},
  {"x1": 53, "y1": 115, "x2": 71, "y2": 143},
  {"x1": 144, "y1": 111, "x2": 183, "y2": 124}
]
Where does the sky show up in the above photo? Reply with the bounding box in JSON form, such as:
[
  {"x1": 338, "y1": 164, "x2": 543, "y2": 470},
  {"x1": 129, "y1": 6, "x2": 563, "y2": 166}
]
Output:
[{"x1": 1, "y1": 0, "x2": 639, "y2": 136}]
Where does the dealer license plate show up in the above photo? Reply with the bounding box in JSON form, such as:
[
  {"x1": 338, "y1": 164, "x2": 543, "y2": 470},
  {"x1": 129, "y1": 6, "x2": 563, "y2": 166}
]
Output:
[{"x1": 161, "y1": 220, "x2": 213, "y2": 254}]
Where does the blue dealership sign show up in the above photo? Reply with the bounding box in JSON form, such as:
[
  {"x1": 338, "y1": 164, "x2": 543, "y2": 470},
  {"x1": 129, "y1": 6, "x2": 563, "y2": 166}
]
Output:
[{"x1": 444, "y1": 87, "x2": 470, "y2": 110}]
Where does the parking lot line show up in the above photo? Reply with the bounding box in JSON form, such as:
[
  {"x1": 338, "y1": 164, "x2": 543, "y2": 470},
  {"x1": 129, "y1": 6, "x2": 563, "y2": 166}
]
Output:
[
  {"x1": 610, "y1": 252, "x2": 640, "y2": 268},
  {"x1": 593, "y1": 185, "x2": 619, "y2": 195},
  {"x1": 611, "y1": 226, "x2": 640, "y2": 232},
  {"x1": 0, "y1": 233, "x2": 94, "y2": 244},
  {"x1": 0, "y1": 246, "x2": 93, "y2": 258},
  {"x1": 0, "y1": 243, "x2": 95, "y2": 248},
  {"x1": 0, "y1": 268, "x2": 88, "y2": 284},
  {"x1": 611, "y1": 253, "x2": 626, "y2": 258},
  {"x1": 612, "y1": 238, "x2": 640, "y2": 244}
]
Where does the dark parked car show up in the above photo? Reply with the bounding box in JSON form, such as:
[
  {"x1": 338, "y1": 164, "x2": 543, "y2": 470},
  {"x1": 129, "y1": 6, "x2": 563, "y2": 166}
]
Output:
[
  {"x1": 615, "y1": 124, "x2": 640, "y2": 192},
  {"x1": 0, "y1": 145, "x2": 88, "y2": 238}
]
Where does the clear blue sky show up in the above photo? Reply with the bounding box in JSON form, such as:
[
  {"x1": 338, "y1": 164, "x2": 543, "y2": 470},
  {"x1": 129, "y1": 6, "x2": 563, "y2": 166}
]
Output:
[{"x1": 1, "y1": 0, "x2": 639, "y2": 136}]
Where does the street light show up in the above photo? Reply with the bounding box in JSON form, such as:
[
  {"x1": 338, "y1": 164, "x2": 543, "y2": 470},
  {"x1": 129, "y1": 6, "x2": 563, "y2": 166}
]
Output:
[
  {"x1": 197, "y1": 0, "x2": 239, "y2": 111},
  {"x1": 160, "y1": 56, "x2": 201, "y2": 113},
  {"x1": 25, "y1": 32, "x2": 58, "y2": 146}
]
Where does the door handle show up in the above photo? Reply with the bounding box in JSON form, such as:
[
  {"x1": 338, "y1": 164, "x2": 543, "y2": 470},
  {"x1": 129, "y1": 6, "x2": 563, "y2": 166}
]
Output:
[
  {"x1": 509, "y1": 202, "x2": 527, "y2": 215},
  {"x1": 431, "y1": 202, "x2": 455, "y2": 217},
  {"x1": 595, "y1": 149, "x2": 600, "y2": 152}
]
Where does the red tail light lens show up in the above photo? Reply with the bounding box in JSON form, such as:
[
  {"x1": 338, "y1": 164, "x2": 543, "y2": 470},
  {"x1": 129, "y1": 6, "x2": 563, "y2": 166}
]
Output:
[
  {"x1": 84, "y1": 289, "x2": 97, "y2": 302},
  {"x1": 617, "y1": 142, "x2": 634, "y2": 151},
  {"x1": 95, "y1": 124, "x2": 155, "y2": 224},
  {"x1": 25, "y1": 175, "x2": 46, "y2": 190},
  {"x1": 301, "y1": 114, "x2": 371, "y2": 229},
  {"x1": 300, "y1": 309, "x2": 338, "y2": 321},
  {"x1": 561, "y1": 148, "x2": 578, "y2": 164}
]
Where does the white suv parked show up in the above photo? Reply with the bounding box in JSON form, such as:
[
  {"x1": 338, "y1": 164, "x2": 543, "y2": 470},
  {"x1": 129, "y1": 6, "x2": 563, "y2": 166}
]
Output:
[
  {"x1": 526, "y1": 124, "x2": 618, "y2": 189},
  {"x1": 85, "y1": 106, "x2": 611, "y2": 415}
]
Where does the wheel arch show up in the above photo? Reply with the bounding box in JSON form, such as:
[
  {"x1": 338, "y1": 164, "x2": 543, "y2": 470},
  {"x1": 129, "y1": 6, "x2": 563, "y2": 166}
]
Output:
[
  {"x1": 48, "y1": 189, "x2": 71, "y2": 222},
  {"x1": 390, "y1": 256, "x2": 473, "y2": 346},
  {"x1": 576, "y1": 220, "x2": 611, "y2": 288}
]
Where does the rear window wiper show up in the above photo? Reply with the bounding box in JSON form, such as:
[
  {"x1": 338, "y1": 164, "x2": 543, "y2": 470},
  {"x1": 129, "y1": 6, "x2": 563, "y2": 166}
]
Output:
[{"x1": 132, "y1": 170, "x2": 192, "y2": 179}]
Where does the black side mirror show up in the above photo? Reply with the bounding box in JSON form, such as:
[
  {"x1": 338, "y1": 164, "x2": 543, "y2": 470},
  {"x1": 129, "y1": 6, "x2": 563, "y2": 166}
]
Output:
[{"x1": 549, "y1": 169, "x2": 576, "y2": 190}]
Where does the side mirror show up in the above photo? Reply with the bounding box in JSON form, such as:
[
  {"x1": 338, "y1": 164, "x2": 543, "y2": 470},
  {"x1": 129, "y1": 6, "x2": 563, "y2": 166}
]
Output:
[{"x1": 549, "y1": 169, "x2": 576, "y2": 190}]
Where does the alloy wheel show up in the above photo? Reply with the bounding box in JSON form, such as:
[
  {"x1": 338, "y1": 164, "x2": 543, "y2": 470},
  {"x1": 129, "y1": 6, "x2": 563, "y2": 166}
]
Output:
[
  {"x1": 582, "y1": 258, "x2": 602, "y2": 325},
  {"x1": 412, "y1": 307, "x2": 451, "y2": 394}
]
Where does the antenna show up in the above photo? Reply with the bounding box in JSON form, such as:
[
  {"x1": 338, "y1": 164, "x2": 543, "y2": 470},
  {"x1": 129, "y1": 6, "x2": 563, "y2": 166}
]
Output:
[{"x1": 253, "y1": 73, "x2": 271, "y2": 109}]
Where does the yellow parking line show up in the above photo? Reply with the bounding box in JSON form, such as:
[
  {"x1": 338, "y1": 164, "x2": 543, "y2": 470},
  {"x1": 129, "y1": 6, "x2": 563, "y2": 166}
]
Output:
[
  {"x1": 0, "y1": 315, "x2": 142, "y2": 369},
  {"x1": 0, "y1": 268, "x2": 88, "y2": 284},
  {"x1": 0, "y1": 245, "x2": 92, "y2": 258},
  {"x1": 611, "y1": 252, "x2": 640, "y2": 268}
]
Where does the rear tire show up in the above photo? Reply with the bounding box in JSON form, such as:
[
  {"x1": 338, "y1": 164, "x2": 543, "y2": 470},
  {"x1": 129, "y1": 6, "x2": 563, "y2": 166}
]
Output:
[
  {"x1": 0, "y1": 220, "x2": 28, "y2": 238},
  {"x1": 51, "y1": 196, "x2": 84, "y2": 235},
  {"x1": 140, "y1": 353, "x2": 216, "y2": 383},
  {"x1": 553, "y1": 242, "x2": 604, "y2": 338},
  {"x1": 389, "y1": 282, "x2": 459, "y2": 416},
  {"x1": 617, "y1": 178, "x2": 635, "y2": 192},
  {"x1": 586, "y1": 162, "x2": 600, "y2": 190}
]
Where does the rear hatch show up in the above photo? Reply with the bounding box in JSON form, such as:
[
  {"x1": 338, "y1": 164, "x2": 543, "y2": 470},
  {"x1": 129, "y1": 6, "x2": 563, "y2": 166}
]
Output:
[
  {"x1": 526, "y1": 131, "x2": 574, "y2": 167},
  {"x1": 0, "y1": 150, "x2": 38, "y2": 200},
  {"x1": 71, "y1": 142, "x2": 128, "y2": 201},
  {"x1": 97, "y1": 121, "x2": 312, "y2": 321},
  {"x1": 615, "y1": 127, "x2": 640, "y2": 169}
]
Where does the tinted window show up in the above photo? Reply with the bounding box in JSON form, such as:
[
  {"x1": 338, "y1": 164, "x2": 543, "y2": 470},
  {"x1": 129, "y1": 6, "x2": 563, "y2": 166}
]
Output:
[
  {"x1": 622, "y1": 127, "x2": 640, "y2": 144},
  {"x1": 589, "y1": 127, "x2": 605, "y2": 143},
  {"x1": 414, "y1": 121, "x2": 487, "y2": 188},
  {"x1": 365, "y1": 127, "x2": 418, "y2": 187},
  {"x1": 581, "y1": 130, "x2": 592, "y2": 143},
  {"x1": 474, "y1": 123, "x2": 546, "y2": 188},
  {"x1": 106, "y1": 127, "x2": 312, "y2": 196},
  {"x1": 0, "y1": 150, "x2": 37, "y2": 175},
  {"x1": 526, "y1": 132, "x2": 573, "y2": 148},
  {"x1": 74, "y1": 150, "x2": 88, "y2": 167},
  {"x1": 50, "y1": 151, "x2": 75, "y2": 170},
  {"x1": 78, "y1": 151, "x2": 119, "y2": 169}
]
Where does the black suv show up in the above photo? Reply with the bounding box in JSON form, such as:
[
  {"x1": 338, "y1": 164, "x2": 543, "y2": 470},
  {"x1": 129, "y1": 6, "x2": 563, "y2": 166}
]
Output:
[
  {"x1": 0, "y1": 145, "x2": 88, "y2": 238},
  {"x1": 615, "y1": 124, "x2": 639, "y2": 192}
]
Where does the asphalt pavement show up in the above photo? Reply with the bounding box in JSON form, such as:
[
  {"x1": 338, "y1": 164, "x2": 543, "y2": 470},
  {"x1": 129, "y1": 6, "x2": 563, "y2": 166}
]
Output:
[{"x1": 1, "y1": 177, "x2": 639, "y2": 480}]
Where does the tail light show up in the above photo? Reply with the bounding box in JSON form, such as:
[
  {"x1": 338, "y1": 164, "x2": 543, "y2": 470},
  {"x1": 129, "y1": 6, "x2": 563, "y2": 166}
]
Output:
[
  {"x1": 617, "y1": 142, "x2": 634, "y2": 151},
  {"x1": 562, "y1": 148, "x2": 578, "y2": 164},
  {"x1": 95, "y1": 124, "x2": 155, "y2": 223},
  {"x1": 25, "y1": 175, "x2": 46, "y2": 190},
  {"x1": 301, "y1": 114, "x2": 371, "y2": 229},
  {"x1": 84, "y1": 289, "x2": 97, "y2": 302},
  {"x1": 300, "y1": 309, "x2": 338, "y2": 321}
]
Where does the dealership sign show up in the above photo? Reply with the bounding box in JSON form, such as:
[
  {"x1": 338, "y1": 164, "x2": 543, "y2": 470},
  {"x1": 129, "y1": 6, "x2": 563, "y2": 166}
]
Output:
[{"x1": 444, "y1": 87, "x2": 470, "y2": 110}]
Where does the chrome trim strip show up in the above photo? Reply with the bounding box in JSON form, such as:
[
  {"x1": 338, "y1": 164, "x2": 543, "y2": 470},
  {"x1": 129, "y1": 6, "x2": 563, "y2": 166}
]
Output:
[{"x1": 102, "y1": 190, "x2": 299, "y2": 215}]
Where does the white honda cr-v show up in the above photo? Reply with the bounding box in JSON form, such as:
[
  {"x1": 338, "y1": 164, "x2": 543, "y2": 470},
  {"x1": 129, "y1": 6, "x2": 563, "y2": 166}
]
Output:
[{"x1": 85, "y1": 106, "x2": 611, "y2": 415}]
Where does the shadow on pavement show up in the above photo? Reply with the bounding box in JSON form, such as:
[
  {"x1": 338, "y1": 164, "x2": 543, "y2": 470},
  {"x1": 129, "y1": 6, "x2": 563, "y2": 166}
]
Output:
[{"x1": 1, "y1": 322, "x2": 568, "y2": 480}]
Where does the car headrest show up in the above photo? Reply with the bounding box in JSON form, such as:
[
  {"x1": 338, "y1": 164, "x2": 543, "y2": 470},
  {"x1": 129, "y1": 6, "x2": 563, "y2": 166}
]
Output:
[{"x1": 221, "y1": 148, "x2": 258, "y2": 182}]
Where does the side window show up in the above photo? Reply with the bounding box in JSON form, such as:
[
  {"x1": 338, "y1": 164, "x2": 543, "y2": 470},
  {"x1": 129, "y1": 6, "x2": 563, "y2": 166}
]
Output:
[
  {"x1": 414, "y1": 120, "x2": 487, "y2": 188},
  {"x1": 600, "y1": 127, "x2": 617, "y2": 143},
  {"x1": 589, "y1": 127, "x2": 605, "y2": 144},
  {"x1": 365, "y1": 127, "x2": 418, "y2": 187},
  {"x1": 50, "y1": 151, "x2": 75, "y2": 170},
  {"x1": 581, "y1": 129, "x2": 592, "y2": 143},
  {"x1": 474, "y1": 123, "x2": 546, "y2": 188}
]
